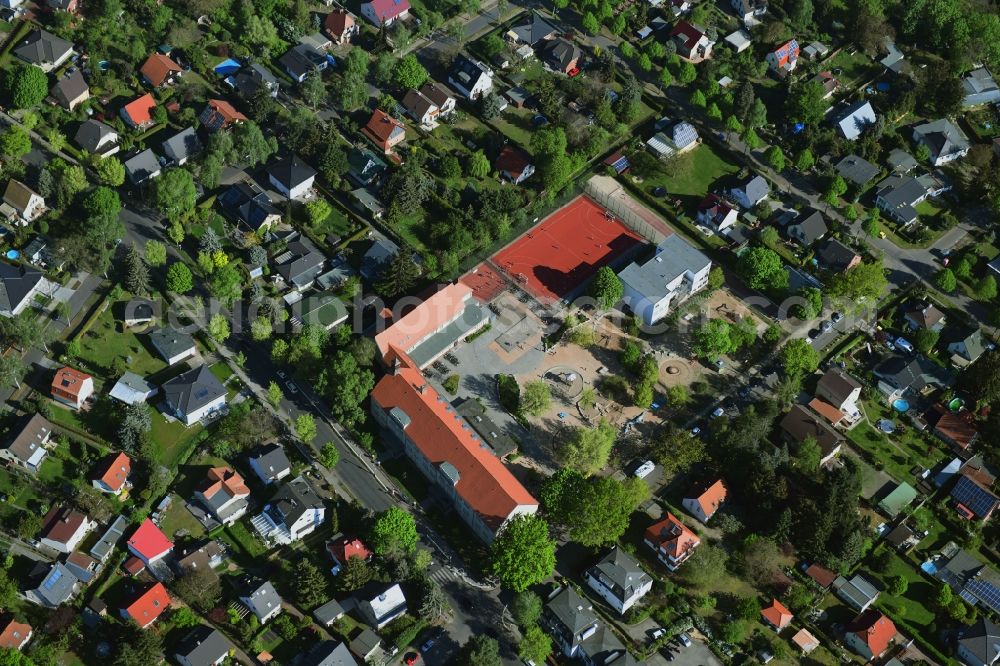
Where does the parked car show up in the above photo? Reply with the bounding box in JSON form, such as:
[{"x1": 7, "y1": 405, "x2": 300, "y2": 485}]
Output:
[
  {"x1": 634, "y1": 461, "x2": 655, "y2": 479},
  {"x1": 895, "y1": 337, "x2": 915, "y2": 354},
  {"x1": 678, "y1": 633, "x2": 692, "y2": 648},
  {"x1": 831, "y1": 311, "x2": 843, "y2": 323}
]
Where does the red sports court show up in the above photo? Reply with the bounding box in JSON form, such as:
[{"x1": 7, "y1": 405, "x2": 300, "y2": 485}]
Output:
[
  {"x1": 461, "y1": 263, "x2": 507, "y2": 303},
  {"x1": 491, "y1": 195, "x2": 644, "y2": 303}
]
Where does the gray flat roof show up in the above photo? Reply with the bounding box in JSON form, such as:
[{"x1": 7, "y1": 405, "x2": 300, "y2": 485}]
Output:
[
  {"x1": 407, "y1": 300, "x2": 490, "y2": 368},
  {"x1": 618, "y1": 233, "x2": 710, "y2": 302}
]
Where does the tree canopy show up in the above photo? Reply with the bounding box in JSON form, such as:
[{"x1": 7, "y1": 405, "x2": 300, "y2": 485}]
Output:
[
  {"x1": 490, "y1": 514, "x2": 556, "y2": 592},
  {"x1": 370, "y1": 507, "x2": 418, "y2": 556}
]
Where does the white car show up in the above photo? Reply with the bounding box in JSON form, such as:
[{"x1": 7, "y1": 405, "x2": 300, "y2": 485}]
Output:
[
  {"x1": 678, "y1": 633, "x2": 692, "y2": 648},
  {"x1": 634, "y1": 461, "x2": 655, "y2": 479}
]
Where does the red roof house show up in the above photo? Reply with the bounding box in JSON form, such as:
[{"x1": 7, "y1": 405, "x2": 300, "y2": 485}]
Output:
[
  {"x1": 766, "y1": 39, "x2": 800, "y2": 73},
  {"x1": 327, "y1": 535, "x2": 372, "y2": 573},
  {"x1": 761, "y1": 599, "x2": 793, "y2": 630},
  {"x1": 360, "y1": 0, "x2": 410, "y2": 26},
  {"x1": 845, "y1": 610, "x2": 896, "y2": 661},
  {"x1": 140, "y1": 54, "x2": 183, "y2": 88},
  {"x1": 643, "y1": 513, "x2": 700, "y2": 571},
  {"x1": 495, "y1": 146, "x2": 535, "y2": 185},
  {"x1": 0, "y1": 616, "x2": 32, "y2": 651},
  {"x1": 323, "y1": 9, "x2": 358, "y2": 44},
  {"x1": 934, "y1": 410, "x2": 979, "y2": 450},
  {"x1": 199, "y1": 99, "x2": 247, "y2": 132},
  {"x1": 805, "y1": 562, "x2": 837, "y2": 588},
  {"x1": 682, "y1": 479, "x2": 727, "y2": 523},
  {"x1": 120, "y1": 93, "x2": 157, "y2": 129},
  {"x1": 361, "y1": 109, "x2": 406, "y2": 155},
  {"x1": 51, "y1": 366, "x2": 94, "y2": 409},
  {"x1": 92, "y1": 451, "x2": 131, "y2": 495},
  {"x1": 127, "y1": 518, "x2": 173, "y2": 566},
  {"x1": 669, "y1": 21, "x2": 714, "y2": 61},
  {"x1": 120, "y1": 582, "x2": 170, "y2": 628}
]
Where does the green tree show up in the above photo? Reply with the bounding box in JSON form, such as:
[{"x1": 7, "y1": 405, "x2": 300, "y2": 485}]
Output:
[
  {"x1": 322, "y1": 350, "x2": 375, "y2": 427},
  {"x1": 765, "y1": 145, "x2": 785, "y2": 171},
  {"x1": 707, "y1": 266, "x2": 725, "y2": 290},
  {"x1": 519, "y1": 626, "x2": 552, "y2": 665},
  {"x1": 588, "y1": 266, "x2": 624, "y2": 309},
  {"x1": 560, "y1": 476, "x2": 649, "y2": 546},
  {"x1": 455, "y1": 636, "x2": 501, "y2": 666},
  {"x1": 165, "y1": 262, "x2": 193, "y2": 293},
  {"x1": 689, "y1": 89, "x2": 707, "y2": 107},
  {"x1": 0, "y1": 355, "x2": 26, "y2": 390},
  {"x1": 295, "y1": 413, "x2": 317, "y2": 442},
  {"x1": 371, "y1": 507, "x2": 418, "y2": 556},
  {"x1": 888, "y1": 575, "x2": 909, "y2": 596},
  {"x1": 250, "y1": 316, "x2": 272, "y2": 342},
  {"x1": 914, "y1": 328, "x2": 940, "y2": 353},
  {"x1": 677, "y1": 61, "x2": 697, "y2": 84},
  {"x1": 935, "y1": 268, "x2": 957, "y2": 292},
  {"x1": 520, "y1": 380, "x2": 552, "y2": 417},
  {"x1": 827, "y1": 260, "x2": 887, "y2": 305},
  {"x1": 977, "y1": 275, "x2": 998, "y2": 301},
  {"x1": 863, "y1": 213, "x2": 881, "y2": 238},
  {"x1": 209, "y1": 264, "x2": 243, "y2": 304},
  {"x1": 490, "y1": 514, "x2": 556, "y2": 592},
  {"x1": 468, "y1": 150, "x2": 490, "y2": 178},
  {"x1": 153, "y1": 169, "x2": 197, "y2": 223},
  {"x1": 512, "y1": 591, "x2": 542, "y2": 626},
  {"x1": 4, "y1": 64, "x2": 48, "y2": 108},
  {"x1": 208, "y1": 314, "x2": 230, "y2": 342},
  {"x1": 375, "y1": 252, "x2": 419, "y2": 298},
  {"x1": 795, "y1": 149, "x2": 814, "y2": 171},
  {"x1": 787, "y1": 81, "x2": 828, "y2": 124},
  {"x1": 94, "y1": 155, "x2": 126, "y2": 186},
  {"x1": 144, "y1": 240, "x2": 167, "y2": 267},
  {"x1": 267, "y1": 381, "x2": 283, "y2": 407},
  {"x1": 296, "y1": 559, "x2": 328, "y2": 608},
  {"x1": 300, "y1": 69, "x2": 326, "y2": 108},
  {"x1": 320, "y1": 442, "x2": 340, "y2": 468},
  {"x1": 792, "y1": 436, "x2": 822, "y2": 472},
  {"x1": 561, "y1": 419, "x2": 616, "y2": 477},
  {"x1": 0, "y1": 125, "x2": 31, "y2": 158},
  {"x1": 393, "y1": 54, "x2": 429, "y2": 89},
  {"x1": 738, "y1": 246, "x2": 788, "y2": 291},
  {"x1": 694, "y1": 319, "x2": 735, "y2": 359},
  {"x1": 338, "y1": 555, "x2": 372, "y2": 592},
  {"x1": 582, "y1": 11, "x2": 600, "y2": 34},
  {"x1": 781, "y1": 338, "x2": 820, "y2": 377}
]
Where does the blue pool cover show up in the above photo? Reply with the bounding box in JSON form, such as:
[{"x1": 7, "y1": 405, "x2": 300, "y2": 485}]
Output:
[{"x1": 213, "y1": 58, "x2": 241, "y2": 76}]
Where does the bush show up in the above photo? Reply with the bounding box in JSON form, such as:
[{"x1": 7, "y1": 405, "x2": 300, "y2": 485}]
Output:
[
  {"x1": 443, "y1": 374, "x2": 460, "y2": 394},
  {"x1": 497, "y1": 374, "x2": 520, "y2": 412}
]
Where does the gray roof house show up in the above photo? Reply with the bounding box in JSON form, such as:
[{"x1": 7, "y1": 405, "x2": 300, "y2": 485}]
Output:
[
  {"x1": 817, "y1": 238, "x2": 860, "y2": 273},
  {"x1": 299, "y1": 641, "x2": 359, "y2": 666},
  {"x1": 149, "y1": 327, "x2": 196, "y2": 365},
  {"x1": 356, "y1": 583, "x2": 407, "y2": 629},
  {"x1": 957, "y1": 617, "x2": 1000, "y2": 666},
  {"x1": 232, "y1": 63, "x2": 279, "y2": 99},
  {"x1": 0, "y1": 413, "x2": 53, "y2": 473},
  {"x1": 785, "y1": 208, "x2": 828, "y2": 246},
  {"x1": 963, "y1": 68, "x2": 1000, "y2": 108},
  {"x1": 835, "y1": 154, "x2": 880, "y2": 188},
  {"x1": 833, "y1": 100, "x2": 877, "y2": 140},
  {"x1": 313, "y1": 599, "x2": 346, "y2": 626},
  {"x1": 217, "y1": 182, "x2": 281, "y2": 232},
  {"x1": 508, "y1": 11, "x2": 557, "y2": 45},
  {"x1": 108, "y1": 371, "x2": 157, "y2": 405},
  {"x1": 584, "y1": 547, "x2": 653, "y2": 615},
  {"x1": 13, "y1": 30, "x2": 73, "y2": 72},
  {"x1": 875, "y1": 174, "x2": 929, "y2": 226},
  {"x1": 50, "y1": 69, "x2": 89, "y2": 110},
  {"x1": 160, "y1": 127, "x2": 202, "y2": 166},
  {"x1": 124, "y1": 149, "x2": 162, "y2": 185},
  {"x1": 948, "y1": 328, "x2": 987, "y2": 365},
  {"x1": 618, "y1": 233, "x2": 712, "y2": 326},
  {"x1": 914, "y1": 119, "x2": 971, "y2": 166},
  {"x1": 447, "y1": 55, "x2": 493, "y2": 100},
  {"x1": 0, "y1": 262, "x2": 43, "y2": 318},
  {"x1": 833, "y1": 574, "x2": 880, "y2": 612},
  {"x1": 74, "y1": 120, "x2": 119, "y2": 157},
  {"x1": 360, "y1": 237, "x2": 400, "y2": 280},
  {"x1": 267, "y1": 155, "x2": 318, "y2": 200},
  {"x1": 174, "y1": 626, "x2": 233, "y2": 666},
  {"x1": 873, "y1": 354, "x2": 953, "y2": 400},
  {"x1": 249, "y1": 443, "x2": 292, "y2": 485},
  {"x1": 90, "y1": 515, "x2": 128, "y2": 562},
  {"x1": 239, "y1": 578, "x2": 283, "y2": 623},
  {"x1": 888, "y1": 148, "x2": 919, "y2": 173},
  {"x1": 254, "y1": 475, "x2": 325, "y2": 544},
  {"x1": 278, "y1": 43, "x2": 328, "y2": 82},
  {"x1": 729, "y1": 174, "x2": 769, "y2": 209},
  {"x1": 273, "y1": 234, "x2": 326, "y2": 291},
  {"x1": 162, "y1": 365, "x2": 227, "y2": 426},
  {"x1": 544, "y1": 586, "x2": 636, "y2": 663},
  {"x1": 26, "y1": 562, "x2": 79, "y2": 608}
]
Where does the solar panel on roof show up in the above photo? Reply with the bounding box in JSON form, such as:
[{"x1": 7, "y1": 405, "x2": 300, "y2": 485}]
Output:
[{"x1": 967, "y1": 579, "x2": 1000, "y2": 611}]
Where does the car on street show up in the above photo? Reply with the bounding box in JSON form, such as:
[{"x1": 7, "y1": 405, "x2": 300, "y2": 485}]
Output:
[
  {"x1": 286, "y1": 380, "x2": 299, "y2": 394},
  {"x1": 678, "y1": 633, "x2": 692, "y2": 648}
]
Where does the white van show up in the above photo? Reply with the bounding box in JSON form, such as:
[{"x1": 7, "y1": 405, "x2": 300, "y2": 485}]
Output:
[
  {"x1": 633, "y1": 461, "x2": 655, "y2": 479},
  {"x1": 895, "y1": 337, "x2": 915, "y2": 354}
]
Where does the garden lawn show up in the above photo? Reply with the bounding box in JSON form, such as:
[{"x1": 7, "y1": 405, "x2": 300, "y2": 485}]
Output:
[
  {"x1": 75, "y1": 305, "x2": 167, "y2": 381},
  {"x1": 915, "y1": 199, "x2": 944, "y2": 221},
  {"x1": 150, "y1": 412, "x2": 204, "y2": 468},
  {"x1": 864, "y1": 551, "x2": 937, "y2": 629},
  {"x1": 643, "y1": 143, "x2": 740, "y2": 200},
  {"x1": 826, "y1": 49, "x2": 879, "y2": 88},
  {"x1": 209, "y1": 361, "x2": 234, "y2": 384},
  {"x1": 158, "y1": 493, "x2": 206, "y2": 540},
  {"x1": 222, "y1": 520, "x2": 268, "y2": 559}
]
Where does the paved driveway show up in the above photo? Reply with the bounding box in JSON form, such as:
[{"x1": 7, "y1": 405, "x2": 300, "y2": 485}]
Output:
[{"x1": 657, "y1": 638, "x2": 724, "y2": 666}]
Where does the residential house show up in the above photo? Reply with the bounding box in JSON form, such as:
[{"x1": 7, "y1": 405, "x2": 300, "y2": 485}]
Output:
[
  {"x1": 618, "y1": 233, "x2": 711, "y2": 326},
  {"x1": 836, "y1": 154, "x2": 880, "y2": 188},
  {"x1": 64, "y1": 550, "x2": 100, "y2": 584},
  {"x1": 761, "y1": 599, "x2": 793, "y2": 631},
  {"x1": 26, "y1": 562, "x2": 79, "y2": 607},
  {"x1": 149, "y1": 327, "x2": 196, "y2": 365},
  {"x1": 935, "y1": 546, "x2": 1000, "y2": 615},
  {"x1": 914, "y1": 119, "x2": 971, "y2": 166},
  {"x1": 808, "y1": 70, "x2": 839, "y2": 99},
  {"x1": 0, "y1": 616, "x2": 32, "y2": 651},
  {"x1": 0, "y1": 262, "x2": 42, "y2": 318},
  {"x1": 3, "y1": 180, "x2": 45, "y2": 225},
  {"x1": 217, "y1": 182, "x2": 281, "y2": 233},
  {"x1": 833, "y1": 100, "x2": 877, "y2": 141},
  {"x1": 199, "y1": 99, "x2": 247, "y2": 133},
  {"x1": 38, "y1": 506, "x2": 94, "y2": 553},
  {"x1": 91, "y1": 452, "x2": 131, "y2": 495},
  {"x1": 90, "y1": 515, "x2": 128, "y2": 563},
  {"x1": 160, "y1": 127, "x2": 201, "y2": 166},
  {"x1": 817, "y1": 238, "x2": 861, "y2": 273},
  {"x1": 360, "y1": 0, "x2": 410, "y2": 26},
  {"x1": 50, "y1": 69, "x2": 89, "y2": 110},
  {"x1": 253, "y1": 476, "x2": 326, "y2": 544},
  {"x1": 884, "y1": 523, "x2": 922, "y2": 551},
  {"x1": 696, "y1": 194, "x2": 738, "y2": 233},
  {"x1": 420, "y1": 82, "x2": 456, "y2": 116},
  {"x1": 240, "y1": 578, "x2": 283, "y2": 623},
  {"x1": 46, "y1": 0, "x2": 79, "y2": 12},
  {"x1": 507, "y1": 11, "x2": 557, "y2": 45},
  {"x1": 881, "y1": 39, "x2": 909, "y2": 76},
  {"x1": 447, "y1": 55, "x2": 493, "y2": 100},
  {"x1": 834, "y1": 574, "x2": 880, "y2": 612},
  {"x1": 766, "y1": 39, "x2": 799, "y2": 74},
  {"x1": 780, "y1": 404, "x2": 844, "y2": 465},
  {"x1": 347, "y1": 148, "x2": 387, "y2": 188},
  {"x1": 140, "y1": 54, "x2": 182, "y2": 88},
  {"x1": 51, "y1": 366, "x2": 93, "y2": 409},
  {"x1": 544, "y1": 586, "x2": 635, "y2": 664},
  {"x1": 873, "y1": 354, "x2": 952, "y2": 401},
  {"x1": 682, "y1": 479, "x2": 727, "y2": 523},
  {"x1": 273, "y1": 234, "x2": 326, "y2": 291},
  {"x1": 108, "y1": 372, "x2": 156, "y2": 408},
  {"x1": 957, "y1": 617, "x2": 1000, "y2": 666},
  {"x1": 401, "y1": 89, "x2": 440, "y2": 127},
  {"x1": 952, "y1": 473, "x2": 1000, "y2": 521},
  {"x1": 724, "y1": 29, "x2": 753, "y2": 52},
  {"x1": 361, "y1": 109, "x2": 406, "y2": 154},
  {"x1": 730, "y1": 174, "x2": 769, "y2": 209},
  {"x1": 644, "y1": 512, "x2": 700, "y2": 570},
  {"x1": 120, "y1": 582, "x2": 170, "y2": 629},
  {"x1": 935, "y1": 410, "x2": 979, "y2": 451},
  {"x1": 731, "y1": 0, "x2": 767, "y2": 24},
  {"x1": 948, "y1": 328, "x2": 987, "y2": 365},
  {"x1": 963, "y1": 68, "x2": 1000, "y2": 108},
  {"x1": 844, "y1": 610, "x2": 896, "y2": 661},
  {"x1": 785, "y1": 208, "x2": 828, "y2": 246},
  {"x1": 122, "y1": 300, "x2": 154, "y2": 327},
  {"x1": 803, "y1": 41, "x2": 829, "y2": 59},
  {"x1": 669, "y1": 21, "x2": 714, "y2": 61},
  {"x1": 323, "y1": 9, "x2": 358, "y2": 44},
  {"x1": 268, "y1": 155, "x2": 317, "y2": 200},
  {"x1": 878, "y1": 482, "x2": 918, "y2": 517},
  {"x1": 289, "y1": 291, "x2": 349, "y2": 331},
  {"x1": 195, "y1": 467, "x2": 250, "y2": 526},
  {"x1": 3, "y1": 414, "x2": 53, "y2": 473},
  {"x1": 647, "y1": 118, "x2": 699, "y2": 158},
  {"x1": 123, "y1": 149, "x2": 162, "y2": 185},
  {"x1": 175, "y1": 540, "x2": 225, "y2": 573},
  {"x1": 232, "y1": 63, "x2": 279, "y2": 99},
  {"x1": 815, "y1": 367, "x2": 863, "y2": 424},
  {"x1": 163, "y1": 365, "x2": 227, "y2": 426},
  {"x1": 372, "y1": 351, "x2": 538, "y2": 543},
  {"x1": 805, "y1": 563, "x2": 837, "y2": 589},
  {"x1": 279, "y1": 43, "x2": 328, "y2": 83},
  {"x1": 792, "y1": 629, "x2": 819, "y2": 654},
  {"x1": 327, "y1": 535, "x2": 372, "y2": 575},
  {"x1": 584, "y1": 547, "x2": 653, "y2": 615},
  {"x1": 491, "y1": 145, "x2": 533, "y2": 184},
  {"x1": 13, "y1": 30, "x2": 73, "y2": 72},
  {"x1": 174, "y1": 626, "x2": 233, "y2": 666},
  {"x1": 875, "y1": 174, "x2": 930, "y2": 226},
  {"x1": 357, "y1": 583, "x2": 407, "y2": 629},
  {"x1": 249, "y1": 443, "x2": 291, "y2": 485},
  {"x1": 904, "y1": 302, "x2": 946, "y2": 331},
  {"x1": 349, "y1": 630, "x2": 383, "y2": 663},
  {"x1": 312, "y1": 600, "x2": 346, "y2": 627},
  {"x1": 373, "y1": 282, "x2": 489, "y2": 369},
  {"x1": 888, "y1": 148, "x2": 919, "y2": 173},
  {"x1": 75, "y1": 120, "x2": 119, "y2": 157},
  {"x1": 127, "y1": 518, "x2": 173, "y2": 568},
  {"x1": 360, "y1": 237, "x2": 399, "y2": 280},
  {"x1": 541, "y1": 38, "x2": 581, "y2": 74},
  {"x1": 301, "y1": 641, "x2": 358, "y2": 666}
]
